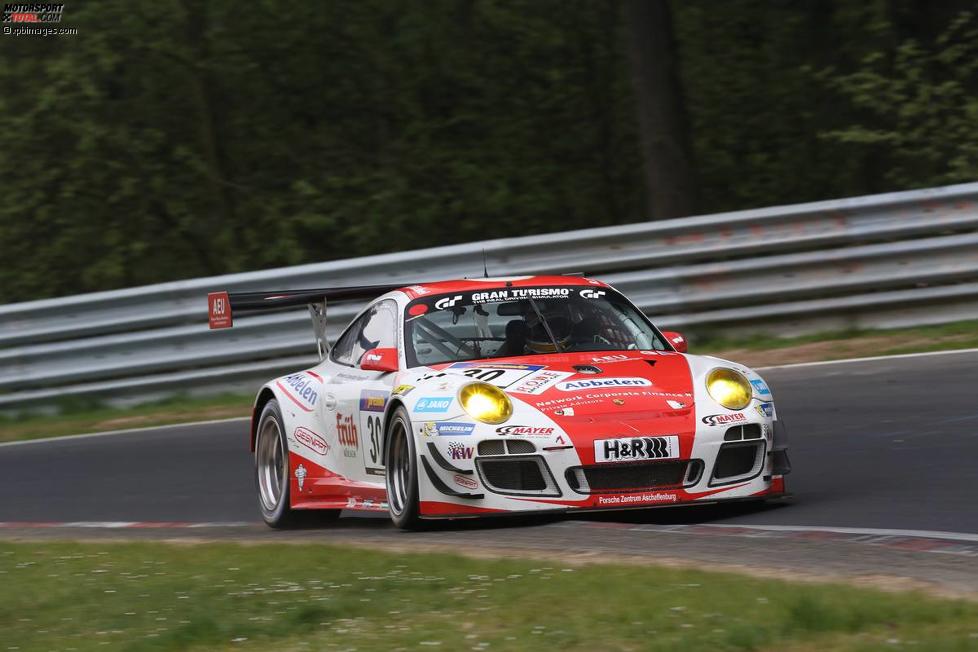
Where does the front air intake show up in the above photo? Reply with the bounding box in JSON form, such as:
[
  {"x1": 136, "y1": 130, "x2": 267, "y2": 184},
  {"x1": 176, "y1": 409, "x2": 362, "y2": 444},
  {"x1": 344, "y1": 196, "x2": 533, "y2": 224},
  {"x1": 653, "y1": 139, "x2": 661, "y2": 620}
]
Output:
[
  {"x1": 710, "y1": 441, "x2": 766, "y2": 486},
  {"x1": 475, "y1": 456, "x2": 560, "y2": 496}
]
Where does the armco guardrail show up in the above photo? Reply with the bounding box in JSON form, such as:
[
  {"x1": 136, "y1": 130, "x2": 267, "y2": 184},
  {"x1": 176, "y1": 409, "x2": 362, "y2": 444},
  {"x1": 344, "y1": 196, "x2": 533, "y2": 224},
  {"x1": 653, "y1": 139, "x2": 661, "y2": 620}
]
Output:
[{"x1": 1, "y1": 182, "x2": 977, "y2": 409}]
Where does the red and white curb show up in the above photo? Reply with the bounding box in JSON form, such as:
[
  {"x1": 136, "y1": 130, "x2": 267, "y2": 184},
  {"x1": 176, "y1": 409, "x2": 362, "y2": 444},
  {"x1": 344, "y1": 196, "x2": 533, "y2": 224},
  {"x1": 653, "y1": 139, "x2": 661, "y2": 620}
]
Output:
[{"x1": 0, "y1": 521, "x2": 253, "y2": 529}]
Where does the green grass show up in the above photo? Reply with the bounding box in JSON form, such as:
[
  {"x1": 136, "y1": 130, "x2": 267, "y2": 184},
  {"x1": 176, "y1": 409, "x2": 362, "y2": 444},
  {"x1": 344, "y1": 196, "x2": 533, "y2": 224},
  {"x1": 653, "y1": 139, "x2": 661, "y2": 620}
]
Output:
[
  {"x1": 1, "y1": 541, "x2": 977, "y2": 651},
  {"x1": 695, "y1": 319, "x2": 978, "y2": 357},
  {"x1": 0, "y1": 393, "x2": 252, "y2": 443}
]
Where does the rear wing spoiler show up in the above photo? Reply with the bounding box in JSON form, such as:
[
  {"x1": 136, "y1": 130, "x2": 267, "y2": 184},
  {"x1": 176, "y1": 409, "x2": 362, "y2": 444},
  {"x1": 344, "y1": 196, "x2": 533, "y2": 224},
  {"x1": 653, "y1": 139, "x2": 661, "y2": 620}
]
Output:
[{"x1": 207, "y1": 283, "x2": 409, "y2": 358}]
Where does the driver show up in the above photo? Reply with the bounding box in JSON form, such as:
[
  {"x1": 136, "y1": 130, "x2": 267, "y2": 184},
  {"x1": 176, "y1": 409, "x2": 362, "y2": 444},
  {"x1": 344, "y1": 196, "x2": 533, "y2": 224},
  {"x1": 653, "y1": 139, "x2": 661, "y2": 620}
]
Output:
[{"x1": 525, "y1": 302, "x2": 574, "y2": 353}]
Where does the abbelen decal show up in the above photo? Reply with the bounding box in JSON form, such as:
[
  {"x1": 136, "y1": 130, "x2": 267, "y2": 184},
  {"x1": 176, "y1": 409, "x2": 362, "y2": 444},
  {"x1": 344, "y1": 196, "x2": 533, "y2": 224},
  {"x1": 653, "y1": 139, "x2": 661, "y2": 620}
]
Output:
[{"x1": 557, "y1": 377, "x2": 652, "y2": 391}]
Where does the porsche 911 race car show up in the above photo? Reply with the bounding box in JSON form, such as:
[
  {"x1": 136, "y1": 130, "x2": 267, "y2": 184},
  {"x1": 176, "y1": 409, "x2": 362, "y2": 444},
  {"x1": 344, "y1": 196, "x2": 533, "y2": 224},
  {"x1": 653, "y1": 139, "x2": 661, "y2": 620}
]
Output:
[{"x1": 208, "y1": 275, "x2": 790, "y2": 529}]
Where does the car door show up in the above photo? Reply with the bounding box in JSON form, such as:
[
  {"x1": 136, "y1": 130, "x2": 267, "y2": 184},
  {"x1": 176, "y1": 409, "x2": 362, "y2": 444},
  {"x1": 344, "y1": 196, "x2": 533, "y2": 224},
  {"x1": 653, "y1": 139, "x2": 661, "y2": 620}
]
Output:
[{"x1": 330, "y1": 299, "x2": 399, "y2": 482}]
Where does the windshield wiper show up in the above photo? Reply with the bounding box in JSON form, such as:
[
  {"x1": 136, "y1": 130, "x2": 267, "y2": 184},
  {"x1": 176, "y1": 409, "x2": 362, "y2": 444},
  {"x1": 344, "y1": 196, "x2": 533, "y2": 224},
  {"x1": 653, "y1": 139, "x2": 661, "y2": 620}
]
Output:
[{"x1": 526, "y1": 296, "x2": 564, "y2": 353}]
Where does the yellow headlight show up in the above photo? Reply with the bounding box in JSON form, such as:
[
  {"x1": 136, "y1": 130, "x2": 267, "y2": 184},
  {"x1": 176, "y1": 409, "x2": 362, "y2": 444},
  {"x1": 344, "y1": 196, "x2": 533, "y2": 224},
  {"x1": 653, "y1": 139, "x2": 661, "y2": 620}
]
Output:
[
  {"x1": 706, "y1": 368, "x2": 752, "y2": 410},
  {"x1": 458, "y1": 382, "x2": 513, "y2": 425}
]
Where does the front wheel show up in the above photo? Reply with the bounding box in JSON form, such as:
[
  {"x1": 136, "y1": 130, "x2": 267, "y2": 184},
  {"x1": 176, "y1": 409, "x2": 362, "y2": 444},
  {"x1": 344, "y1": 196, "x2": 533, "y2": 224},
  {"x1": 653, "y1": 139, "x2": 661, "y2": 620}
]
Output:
[{"x1": 384, "y1": 406, "x2": 422, "y2": 529}]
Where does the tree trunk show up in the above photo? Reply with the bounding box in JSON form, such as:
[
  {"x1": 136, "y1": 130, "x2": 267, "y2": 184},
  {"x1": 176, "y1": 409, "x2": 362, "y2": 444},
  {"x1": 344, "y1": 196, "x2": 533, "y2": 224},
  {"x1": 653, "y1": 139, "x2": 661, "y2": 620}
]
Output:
[{"x1": 624, "y1": 0, "x2": 695, "y2": 219}]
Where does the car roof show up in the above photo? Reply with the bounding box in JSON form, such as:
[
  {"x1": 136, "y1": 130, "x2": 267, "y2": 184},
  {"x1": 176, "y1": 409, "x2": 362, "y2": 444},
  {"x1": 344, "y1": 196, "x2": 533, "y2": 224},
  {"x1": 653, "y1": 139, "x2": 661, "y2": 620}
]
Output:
[{"x1": 398, "y1": 275, "x2": 608, "y2": 300}]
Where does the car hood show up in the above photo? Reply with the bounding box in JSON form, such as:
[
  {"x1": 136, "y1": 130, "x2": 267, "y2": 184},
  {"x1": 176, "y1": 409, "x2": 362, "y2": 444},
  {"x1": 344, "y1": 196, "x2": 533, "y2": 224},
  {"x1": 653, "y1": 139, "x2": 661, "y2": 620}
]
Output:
[{"x1": 428, "y1": 351, "x2": 697, "y2": 463}]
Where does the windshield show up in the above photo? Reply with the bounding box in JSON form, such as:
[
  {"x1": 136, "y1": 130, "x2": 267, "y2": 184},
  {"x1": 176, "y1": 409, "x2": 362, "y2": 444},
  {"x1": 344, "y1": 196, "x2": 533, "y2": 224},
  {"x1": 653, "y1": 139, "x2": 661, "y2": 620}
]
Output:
[{"x1": 403, "y1": 286, "x2": 669, "y2": 367}]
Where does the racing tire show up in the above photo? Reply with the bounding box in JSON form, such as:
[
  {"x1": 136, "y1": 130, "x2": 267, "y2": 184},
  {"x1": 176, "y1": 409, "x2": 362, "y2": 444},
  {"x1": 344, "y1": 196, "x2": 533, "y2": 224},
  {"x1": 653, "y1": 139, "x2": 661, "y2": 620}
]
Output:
[
  {"x1": 255, "y1": 399, "x2": 339, "y2": 528},
  {"x1": 384, "y1": 406, "x2": 422, "y2": 529}
]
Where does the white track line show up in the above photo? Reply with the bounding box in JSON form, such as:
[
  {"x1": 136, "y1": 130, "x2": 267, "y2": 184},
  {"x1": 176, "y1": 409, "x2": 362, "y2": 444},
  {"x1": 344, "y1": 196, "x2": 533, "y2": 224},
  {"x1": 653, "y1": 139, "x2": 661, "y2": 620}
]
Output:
[
  {"x1": 756, "y1": 346, "x2": 978, "y2": 371},
  {"x1": 691, "y1": 523, "x2": 978, "y2": 543},
  {"x1": 0, "y1": 417, "x2": 250, "y2": 448}
]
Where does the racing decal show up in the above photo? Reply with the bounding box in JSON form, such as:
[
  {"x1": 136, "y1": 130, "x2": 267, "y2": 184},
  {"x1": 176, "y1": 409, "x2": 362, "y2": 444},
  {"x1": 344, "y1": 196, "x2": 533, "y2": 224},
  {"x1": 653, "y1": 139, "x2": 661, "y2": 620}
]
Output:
[
  {"x1": 593, "y1": 435, "x2": 680, "y2": 463},
  {"x1": 434, "y1": 295, "x2": 463, "y2": 309},
  {"x1": 446, "y1": 442, "x2": 473, "y2": 460},
  {"x1": 345, "y1": 496, "x2": 387, "y2": 511},
  {"x1": 359, "y1": 390, "x2": 388, "y2": 412},
  {"x1": 495, "y1": 425, "x2": 555, "y2": 436},
  {"x1": 470, "y1": 288, "x2": 571, "y2": 303},
  {"x1": 750, "y1": 378, "x2": 771, "y2": 396},
  {"x1": 554, "y1": 407, "x2": 575, "y2": 416},
  {"x1": 276, "y1": 372, "x2": 321, "y2": 412},
  {"x1": 294, "y1": 427, "x2": 329, "y2": 456},
  {"x1": 430, "y1": 422, "x2": 475, "y2": 436},
  {"x1": 454, "y1": 474, "x2": 478, "y2": 490},
  {"x1": 414, "y1": 397, "x2": 452, "y2": 413},
  {"x1": 556, "y1": 377, "x2": 652, "y2": 391},
  {"x1": 666, "y1": 400, "x2": 688, "y2": 409},
  {"x1": 336, "y1": 413, "x2": 358, "y2": 458},
  {"x1": 294, "y1": 464, "x2": 307, "y2": 491},
  {"x1": 447, "y1": 362, "x2": 546, "y2": 389},
  {"x1": 578, "y1": 288, "x2": 606, "y2": 299},
  {"x1": 207, "y1": 291, "x2": 232, "y2": 329},
  {"x1": 508, "y1": 369, "x2": 574, "y2": 395},
  {"x1": 756, "y1": 402, "x2": 774, "y2": 418},
  {"x1": 392, "y1": 384, "x2": 415, "y2": 396},
  {"x1": 596, "y1": 492, "x2": 677, "y2": 506},
  {"x1": 358, "y1": 391, "x2": 389, "y2": 475},
  {"x1": 701, "y1": 413, "x2": 747, "y2": 426},
  {"x1": 589, "y1": 354, "x2": 637, "y2": 364}
]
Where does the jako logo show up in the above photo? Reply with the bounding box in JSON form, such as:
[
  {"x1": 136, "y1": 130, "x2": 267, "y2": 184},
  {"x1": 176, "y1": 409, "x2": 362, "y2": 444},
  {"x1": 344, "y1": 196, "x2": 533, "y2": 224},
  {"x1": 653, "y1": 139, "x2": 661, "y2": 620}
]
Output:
[
  {"x1": 556, "y1": 377, "x2": 652, "y2": 391},
  {"x1": 701, "y1": 413, "x2": 747, "y2": 426},
  {"x1": 434, "y1": 295, "x2": 463, "y2": 309}
]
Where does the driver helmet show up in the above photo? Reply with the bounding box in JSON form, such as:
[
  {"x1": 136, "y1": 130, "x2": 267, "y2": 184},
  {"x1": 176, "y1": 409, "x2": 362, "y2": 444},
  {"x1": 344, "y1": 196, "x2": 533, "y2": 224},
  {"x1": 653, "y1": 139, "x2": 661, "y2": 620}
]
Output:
[{"x1": 525, "y1": 302, "x2": 573, "y2": 353}]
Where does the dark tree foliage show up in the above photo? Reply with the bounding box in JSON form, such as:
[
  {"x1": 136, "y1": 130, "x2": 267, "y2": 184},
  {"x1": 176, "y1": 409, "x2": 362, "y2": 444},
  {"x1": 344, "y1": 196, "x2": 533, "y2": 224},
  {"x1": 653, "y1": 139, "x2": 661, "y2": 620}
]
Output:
[{"x1": 0, "y1": 0, "x2": 975, "y2": 303}]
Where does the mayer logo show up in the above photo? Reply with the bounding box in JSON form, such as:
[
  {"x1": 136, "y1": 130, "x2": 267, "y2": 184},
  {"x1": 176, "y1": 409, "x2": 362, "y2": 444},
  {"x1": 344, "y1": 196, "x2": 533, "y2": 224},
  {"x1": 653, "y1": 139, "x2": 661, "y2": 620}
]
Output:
[
  {"x1": 278, "y1": 372, "x2": 319, "y2": 411},
  {"x1": 359, "y1": 390, "x2": 388, "y2": 413},
  {"x1": 701, "y1": 413, "x2": 747, "y2": 426},
  {"x1": 414, "y1": 397, "x2": 452, "y2": 413},
  {"x1": 434, "y1": 295, "x2": 463, "y2": 310},
  {"x1": 294, "y1": 427, "x2": 329, "y2": 456},
  {"x1": 496, "y1": 425, "x2": 555, "y2": 436},
  {"x1": 556, "y1": 377, "x2": 652, "y2": 391},
  {"x1": 434, "y1": 422, "x2": 475, "y2": 436}
]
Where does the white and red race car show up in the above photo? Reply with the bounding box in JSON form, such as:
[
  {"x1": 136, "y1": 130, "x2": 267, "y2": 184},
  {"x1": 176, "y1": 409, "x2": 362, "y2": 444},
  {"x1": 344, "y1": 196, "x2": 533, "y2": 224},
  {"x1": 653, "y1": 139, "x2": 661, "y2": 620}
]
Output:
[{"x1": 208, "y1": 275, "x2": 790, "y2": 529}]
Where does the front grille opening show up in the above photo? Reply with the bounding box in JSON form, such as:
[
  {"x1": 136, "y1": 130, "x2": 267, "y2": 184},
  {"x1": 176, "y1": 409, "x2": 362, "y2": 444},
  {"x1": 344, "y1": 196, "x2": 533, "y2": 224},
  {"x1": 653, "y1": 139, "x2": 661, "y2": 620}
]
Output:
[
  {"x1": 479, "y1": 458, "x2": 547, "y2": 491},
  {"x1": 478, "y1": 440, "x2": 505, "y2": 456},
  {"x1": 506, "y1": 440, "x2": 536, "y2": 454},
  {"x1": 723, "y1": 424, "x2": 762, "y2": 441},
  {"x1": 713, "y1": 442, "x2": 760, "y2": 480},
  {"x1": 566, "y1": 460, "x2": 701, "y2": 494}
]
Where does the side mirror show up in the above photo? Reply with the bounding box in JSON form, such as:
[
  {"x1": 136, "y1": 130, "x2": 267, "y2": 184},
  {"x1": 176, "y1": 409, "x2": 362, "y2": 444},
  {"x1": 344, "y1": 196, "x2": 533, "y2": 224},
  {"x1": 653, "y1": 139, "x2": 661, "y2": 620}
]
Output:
[
  {"x1": 661, "y1": 331, "x2": 687, "y2": 353},
  {"x1": 360, "y1": 347, "x2": 399, "y2": 373}
]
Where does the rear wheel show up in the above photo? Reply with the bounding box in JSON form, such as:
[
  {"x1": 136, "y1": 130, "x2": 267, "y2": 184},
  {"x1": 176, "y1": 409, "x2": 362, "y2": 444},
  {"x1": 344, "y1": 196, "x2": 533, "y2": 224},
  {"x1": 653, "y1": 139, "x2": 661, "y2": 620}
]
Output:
[
  {"x1": 255, "y1": 399, "x2": 339, "y2": 528},
  {"x1": 384, "y1": 406, "x2": 422, "y2": 529}
]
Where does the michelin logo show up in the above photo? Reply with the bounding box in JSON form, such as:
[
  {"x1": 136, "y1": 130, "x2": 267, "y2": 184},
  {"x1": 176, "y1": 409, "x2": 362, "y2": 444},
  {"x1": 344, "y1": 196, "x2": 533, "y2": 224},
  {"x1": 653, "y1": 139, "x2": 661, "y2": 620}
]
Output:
[{"x1": 557, "y1": 377, "x2": 652, "y2": 392}]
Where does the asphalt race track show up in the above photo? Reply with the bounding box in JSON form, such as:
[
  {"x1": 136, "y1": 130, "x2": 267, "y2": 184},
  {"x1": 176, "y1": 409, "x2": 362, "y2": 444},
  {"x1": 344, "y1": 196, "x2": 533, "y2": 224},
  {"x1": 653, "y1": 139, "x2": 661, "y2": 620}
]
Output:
[{"x1": 2, "y1": 350, "x2": 977, "y2": 596}]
